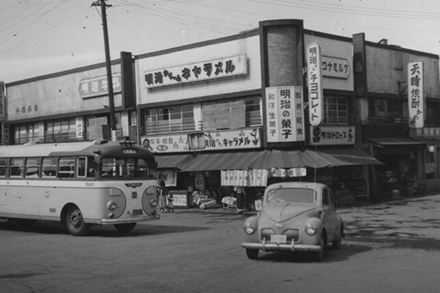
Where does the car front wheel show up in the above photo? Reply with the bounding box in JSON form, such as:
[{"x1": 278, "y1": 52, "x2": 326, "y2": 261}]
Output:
[
  {"x1": 315, "y1": 233, "x2": 327, "y2": 262},
  {"x1": 246, "y1": 249, "x2": 259, "y2": 260}
]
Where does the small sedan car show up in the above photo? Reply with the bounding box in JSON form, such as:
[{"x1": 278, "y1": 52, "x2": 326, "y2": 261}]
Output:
[{"x1": 242, "y1": 182, "x2": 344, "y2": 261}]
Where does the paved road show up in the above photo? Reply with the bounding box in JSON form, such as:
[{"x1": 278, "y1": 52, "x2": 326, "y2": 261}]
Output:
[{"x1": 1, "y1": 194, "x2": 440, "y2": 293}]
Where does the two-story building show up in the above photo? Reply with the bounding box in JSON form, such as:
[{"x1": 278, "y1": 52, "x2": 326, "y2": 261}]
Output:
[{"x1": 2, "y1": 19, "x2": 439, "y2": 204}]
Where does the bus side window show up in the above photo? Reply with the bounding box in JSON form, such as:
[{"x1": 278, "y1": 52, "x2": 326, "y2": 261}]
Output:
[
  {"x1": 0, "y1": 159, "x2": 7, "y2": 177},
  {"x1": 77, "y1": 157, "x2": 86, "y2": 178},
  {"x1": 25, "y1": 158, "x2": 41, "y2": 178},
  {"x1": 10, "y1": 158, "x2": 24, "y2": 178},
  {"x1": 59, "y1": 157, "x2": 75, "y2": 178},
  {"x1": 42, "y1": 157, "x2": 57, "y2": 178}
]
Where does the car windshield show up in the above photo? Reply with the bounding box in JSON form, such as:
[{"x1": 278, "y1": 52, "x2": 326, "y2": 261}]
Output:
[{"x1": 266, "y1": 188, "x2": 315, "y2": 204}]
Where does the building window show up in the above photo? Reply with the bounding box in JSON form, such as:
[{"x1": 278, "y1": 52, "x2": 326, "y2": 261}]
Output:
[
  {"x1": 368, "y1": 98, "x2": 406, "y2": 118},
  {"x1": 202, "y1": 97, "x2": 261, "y2": 131},
  {"x1": 144, "y1": 104, "x2": 195, "y2": 135},
  {"x1": 45, "y1": 118, "x2": 77, "y2": 143},
  {"x1": 426, "y1": 102, "x2": 440, "y2": 126},
  {"x1": 13, "y1": 123, "x2": 42, "y2": 144},
  {"x1": 323, "y1": 96, "x2": 350, "y2": 125}
]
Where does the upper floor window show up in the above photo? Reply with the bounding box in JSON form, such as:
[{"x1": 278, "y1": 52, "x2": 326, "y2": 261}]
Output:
[
  {"x1": 144, "y1": 104, "x2": 195, "y2": 135},
  {"x1": 323, "y1": 96, "x2": 351, "y2": 125},
  {"x1": 368, "y1": 98, "x2": 405, "y2": 118},
  {"x1": 202, "y1": 97, "x2": 261, "y2": 131}
]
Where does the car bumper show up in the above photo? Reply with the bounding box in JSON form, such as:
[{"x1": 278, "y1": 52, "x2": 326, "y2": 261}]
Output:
[{"x1": 242, "y1": 241, "x2": 321, "y2": 252}]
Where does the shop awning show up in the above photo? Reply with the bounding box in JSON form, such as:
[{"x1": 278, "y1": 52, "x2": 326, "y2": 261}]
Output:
[
  {"x1": 181, "y1": 150, "x2": 266, "y2": 172},
  {"x1": 155, "y1": 154, "x2": 194, "y2": 169},
  {"x1": 179, "y1": 147, "x2": 382, "y2": 171},
  {"x1": 304, "y1": 147, "x2": 383, "y2": 168},
  {"x1": 248, "y1": 147, "x2": 382, "y2": 169},
  {"x1": 366, "y1": 138, "x2": 425, "y2": 147}
]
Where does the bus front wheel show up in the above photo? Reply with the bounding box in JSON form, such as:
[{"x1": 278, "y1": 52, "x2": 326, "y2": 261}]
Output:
[
  {"x1": 65, "y1": 206, "x2": 90, "y2": 236},
  {"x1": 114, "y1": 223, "x2": 137, "y2": 234}
]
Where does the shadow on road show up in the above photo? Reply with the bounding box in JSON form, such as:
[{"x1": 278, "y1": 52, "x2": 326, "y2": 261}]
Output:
[
  {"x1": 0, "y1": 219, "x2": 211, "y2": 238},
  {"x1": 252, "y1": 242, "x2": 372, "y2": 263}
]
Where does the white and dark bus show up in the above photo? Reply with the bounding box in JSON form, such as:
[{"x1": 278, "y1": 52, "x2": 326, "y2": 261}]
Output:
[{"x1": 0, "y1": 139, "x2": 159, "y2": 236}]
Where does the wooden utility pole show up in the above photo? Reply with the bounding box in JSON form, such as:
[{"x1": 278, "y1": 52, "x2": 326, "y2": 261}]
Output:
[{"x1": 92, "y1": 0, "x2": 117, "y2": 141}]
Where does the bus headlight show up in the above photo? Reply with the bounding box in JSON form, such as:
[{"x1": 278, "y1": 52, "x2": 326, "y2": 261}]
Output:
[{"x1": 107, "y1": 201, "x2": 118, "y2": 211}]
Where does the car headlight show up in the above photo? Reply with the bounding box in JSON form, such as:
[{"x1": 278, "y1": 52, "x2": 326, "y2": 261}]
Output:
[
  {"x1": 244, "y1": 222, "x2": 256, "y2": 235},
  {"x1": 305, "y1": 222, "x2": 317, "y2": 236}
]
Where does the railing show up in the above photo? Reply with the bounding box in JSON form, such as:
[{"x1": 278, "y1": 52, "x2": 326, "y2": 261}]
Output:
[{"x1": 367, "y1": 116, "x2": 409, "y2": 125}]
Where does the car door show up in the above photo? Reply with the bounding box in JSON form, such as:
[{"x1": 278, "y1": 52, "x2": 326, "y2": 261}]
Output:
[{"x1": 322, "y1": 188, "x2": 337, "y2": 241}]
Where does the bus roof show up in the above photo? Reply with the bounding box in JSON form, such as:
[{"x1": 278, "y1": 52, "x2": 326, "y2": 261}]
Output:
[{"x1": 0, "y1": 140, "x2": 154, "y2": 159}]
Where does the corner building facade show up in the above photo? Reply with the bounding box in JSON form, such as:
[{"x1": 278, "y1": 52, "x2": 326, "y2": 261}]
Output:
[{"x1": 134, "y1": 20, "x2": 383, "y2": 206}]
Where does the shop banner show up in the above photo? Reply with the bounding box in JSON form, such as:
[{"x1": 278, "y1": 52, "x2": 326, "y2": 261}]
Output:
[
  {"x1": 306, "y1": 42, "x2": 324, "y2": 126},
  {"x1": 408, "y1": 61, "x2": 424, "y2": 128},
  {"x1": 221, "y1": 169, "x2": 268, "y2": 187},
  {"x1": 79, "y1": 73, "x2": 122, "y2": 99}
]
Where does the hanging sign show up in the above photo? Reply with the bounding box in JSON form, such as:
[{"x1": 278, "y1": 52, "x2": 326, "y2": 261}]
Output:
[
  {"x1": 265, "y1": 86, "x2": 305, "y2": 143},
  {"x1": 306, "y1": 42, "x2": 324, "y2": 126},
  {"x1": 408, "y1": 61, "x2": 424, "y2": 128}
]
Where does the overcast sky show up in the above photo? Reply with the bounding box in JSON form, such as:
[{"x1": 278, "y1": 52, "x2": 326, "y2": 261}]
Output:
[{"x1": 0, "y1": 0, "x2": 439, "y2": 83}]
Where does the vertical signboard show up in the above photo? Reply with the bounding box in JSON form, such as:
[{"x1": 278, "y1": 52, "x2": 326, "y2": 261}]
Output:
[
  {"x1": 265, "y1": 86, "x2": 304, "y2": 143},
  {"x1": 408, "y1": 62, "x2": 424, "y2": 128},
  {"x1": 306, "y1": 42, "x2": 323, "y2": 126},
  {"x1": 0, "y1": 82, "x2": 5, "y2": 121}
]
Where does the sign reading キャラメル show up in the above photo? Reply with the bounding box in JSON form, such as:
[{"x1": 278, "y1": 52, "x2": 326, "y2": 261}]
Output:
[{"x1": 144, "y1": 55, "x2": 247, "y2": 88}]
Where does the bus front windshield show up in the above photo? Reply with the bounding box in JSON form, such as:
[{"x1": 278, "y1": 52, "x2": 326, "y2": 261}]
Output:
[{"x1": 100, "y1": 157, "x2": 149, "y2": 179}]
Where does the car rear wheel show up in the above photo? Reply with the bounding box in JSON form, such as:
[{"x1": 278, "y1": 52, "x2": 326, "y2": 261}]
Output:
[{"x1": 246, "y1": 249, "x2": 259, "y2": 260}]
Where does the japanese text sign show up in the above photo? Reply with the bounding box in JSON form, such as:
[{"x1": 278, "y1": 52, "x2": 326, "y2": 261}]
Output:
[
  {"x1": 79, "y1": 73, "x2": 122, "y2": 99},
  {"x1": 321, "y1": 56, "x2": 350, "y2": 79},
  {"x1": 144, "y1": 54, "x2": 247, "y2": 88},
  {"x1": 203, "y1": 128, "x2": 261, "y2": 150},
  {"x1": 408, "y1": 62, "x2": 424, "y2": 128},
  {"x1": 265, "y1": 86, "x2": 305, "y2": 143},
  {"x1": 142, "y1": 134, "x2": 190, "y2": 153},
  {"x1": 306, "y1": 42, "x2": 324, "y2": 126},
  {"x1": 310, "y1": 126, "x2": 355, "y2": 145},
  {"x1": 0, "y1": 82, "x2": 5, "y2": 120}
]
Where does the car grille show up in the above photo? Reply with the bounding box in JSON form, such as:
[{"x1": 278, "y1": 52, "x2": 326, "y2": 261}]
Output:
[{"x1": 261, "y1": 228, "x2": 299, "y2": 242}]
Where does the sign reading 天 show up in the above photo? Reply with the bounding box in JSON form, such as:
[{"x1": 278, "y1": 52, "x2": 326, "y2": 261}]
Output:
[
  {"x1": 408, "y1": 61, "x2": 424, "y2": 128},
  {"x1": 144, "y1": 55, "x2": 247, "y2": 88},
  {"x1": 310, "y1": 126, "x2": 355, "y2": 145},
  {"x1": 79, "y1": 73, "x2": 122, "y2": 99},
  {"x1": 306, "y1": 42, "x2": 324, "y2": 126},
  {"x1": 266, "y1": 86, "x2": 305, "y2": 143}
]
